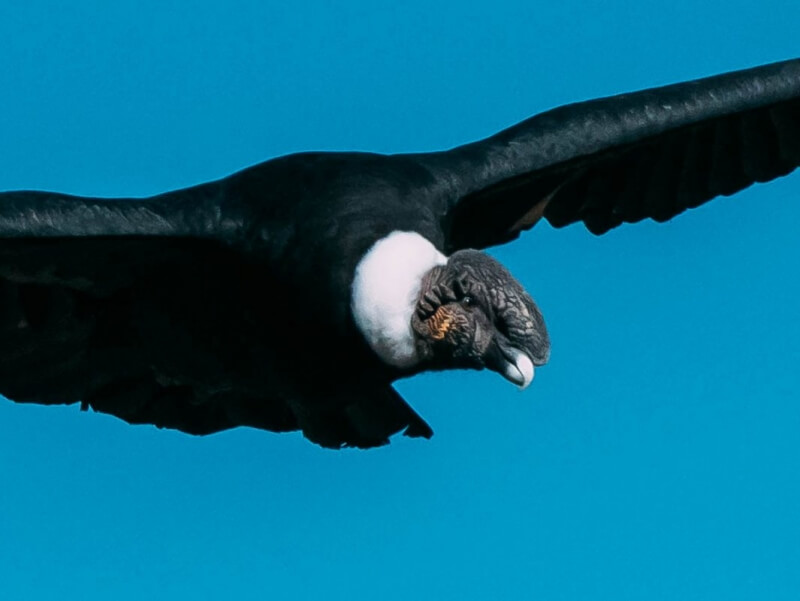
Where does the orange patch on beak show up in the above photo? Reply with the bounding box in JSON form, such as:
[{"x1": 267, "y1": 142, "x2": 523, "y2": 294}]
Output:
[{"x1": 429, "y1": 306, "x2": 454, "y2": 340}]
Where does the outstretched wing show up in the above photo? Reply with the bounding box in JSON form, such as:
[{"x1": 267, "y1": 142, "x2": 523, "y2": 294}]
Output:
[
  {"x1": 426, "y1": 58, "x2": 800, "y2": 250},
  {"x1": 0, "y1": 183, "x2": 285, "y2": 434}
]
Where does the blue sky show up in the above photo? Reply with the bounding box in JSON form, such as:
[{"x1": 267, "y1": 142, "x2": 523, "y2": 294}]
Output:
[{"x1": 1, "y1": 1, "x2": 799, "y2": 599}]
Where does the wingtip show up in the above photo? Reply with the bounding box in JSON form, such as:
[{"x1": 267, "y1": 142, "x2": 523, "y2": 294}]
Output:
[{"x1": 404, "y1": 419, "x2": 434, "y2": 439}]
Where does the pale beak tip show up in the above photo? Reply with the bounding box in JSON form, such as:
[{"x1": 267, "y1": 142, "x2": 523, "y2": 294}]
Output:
[
  {"x1": 516, "y1": 354, "x2": 535, "y2": 390},
  {"x1": 502, "y1": 351, "x2": 535, "y2": 390}
]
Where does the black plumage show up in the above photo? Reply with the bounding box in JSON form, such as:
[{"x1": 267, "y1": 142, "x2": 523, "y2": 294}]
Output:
[{"x1": 1, "y1": 58, "x2": 799, "y2": 448}]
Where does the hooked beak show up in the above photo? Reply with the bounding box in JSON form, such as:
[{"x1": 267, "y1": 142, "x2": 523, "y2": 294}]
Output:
[{"x1": 484, "y1": 336, "x2": 536, "y2": 389}]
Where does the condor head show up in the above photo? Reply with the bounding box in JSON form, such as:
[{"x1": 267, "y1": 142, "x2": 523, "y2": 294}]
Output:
[{"x1": 411, "y1": 249, "x2": 550, "y2": 387}]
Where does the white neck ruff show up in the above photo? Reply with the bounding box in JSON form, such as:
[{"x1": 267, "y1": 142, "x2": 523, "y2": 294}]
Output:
[{"x1": 351, "y1": 231, "x2": 447, "y2": 368}]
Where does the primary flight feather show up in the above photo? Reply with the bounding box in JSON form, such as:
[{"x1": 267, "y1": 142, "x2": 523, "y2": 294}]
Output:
[{"x1": 1, "y1": 58, "x2": 798, "y2": 448}]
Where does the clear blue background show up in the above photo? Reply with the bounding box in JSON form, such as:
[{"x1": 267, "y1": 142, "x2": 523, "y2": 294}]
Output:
[{"x1": 1, "y1": 2, "x2": 799, "y2": 599}]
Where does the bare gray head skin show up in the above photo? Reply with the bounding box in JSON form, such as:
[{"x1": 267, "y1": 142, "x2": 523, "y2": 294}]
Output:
[{"x1": 411, "y1": 249, "x2": 550, "y2": 386}]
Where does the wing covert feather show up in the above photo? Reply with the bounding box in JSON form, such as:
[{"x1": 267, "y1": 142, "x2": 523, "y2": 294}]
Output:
[{"x1": 0, "y1": 180, "x2": 226, "y2": 239}]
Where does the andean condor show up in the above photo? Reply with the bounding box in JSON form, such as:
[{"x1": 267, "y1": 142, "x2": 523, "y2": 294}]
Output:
[{"x1": 1, "y1": 59, "x2": 798, "y2": 448}]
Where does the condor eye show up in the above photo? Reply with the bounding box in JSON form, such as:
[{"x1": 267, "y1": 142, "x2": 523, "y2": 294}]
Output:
[{"x1": 462, "y1": 295, "x2": 475, "y2": 307}]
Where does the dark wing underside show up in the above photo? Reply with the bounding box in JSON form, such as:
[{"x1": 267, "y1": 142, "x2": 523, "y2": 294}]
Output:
[
  {"x1": 425, "y1": 58, "x2": 800, "y2": 250},
  {"x1": 0, "y1": 202, "x2": 298, "y2": 436}
]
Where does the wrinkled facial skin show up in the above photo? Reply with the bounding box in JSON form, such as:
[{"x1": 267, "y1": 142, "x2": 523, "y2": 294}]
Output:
[{"x1": 411, "y1": 250, "x2": 550, "y2": 386}]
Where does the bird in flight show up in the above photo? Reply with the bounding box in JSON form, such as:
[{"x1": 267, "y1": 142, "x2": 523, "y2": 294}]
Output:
[{"x1": 1, "y1": 59, "x2": 798, "y2": 448}]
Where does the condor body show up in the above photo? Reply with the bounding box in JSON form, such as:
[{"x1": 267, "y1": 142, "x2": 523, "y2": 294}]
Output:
[{"x1": 0, "y1": 58, "x2": 798, "y2": 448}]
